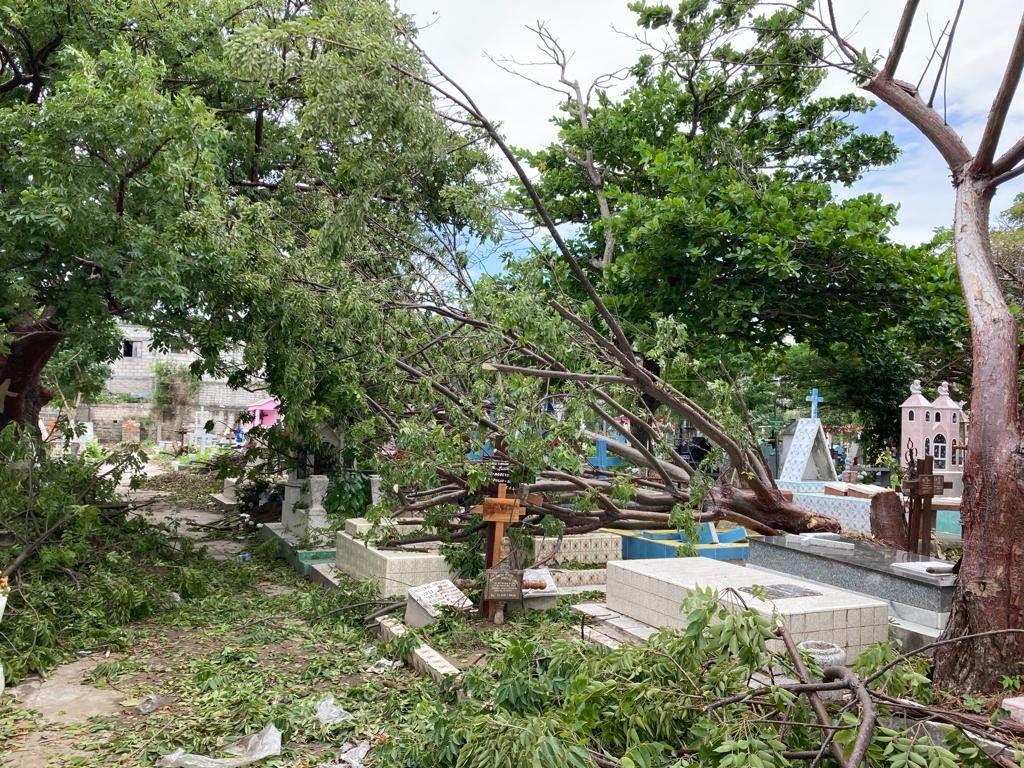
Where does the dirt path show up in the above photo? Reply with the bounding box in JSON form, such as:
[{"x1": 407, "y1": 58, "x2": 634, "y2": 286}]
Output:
[
  {"x1": 0, "y1": 475, "x2": 322, "y2": 768},
  {"x1": 6, "y1": 657, "x2": 126, "y2": 768}
]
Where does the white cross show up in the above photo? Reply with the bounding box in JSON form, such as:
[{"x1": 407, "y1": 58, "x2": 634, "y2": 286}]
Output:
[{"x1": 0, "y1": 379, "x2": 19, "y2": 414}]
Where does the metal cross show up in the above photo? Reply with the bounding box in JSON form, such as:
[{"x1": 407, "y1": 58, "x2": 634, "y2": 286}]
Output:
[{"x1": 805, "y1": 387, "x2": 825, "y2": 420}]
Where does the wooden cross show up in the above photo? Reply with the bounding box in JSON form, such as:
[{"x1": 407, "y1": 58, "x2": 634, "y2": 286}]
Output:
[
  {"x1": 902, "y1": 455, "x2": 951, "y2": 556},
  {"x1": 480, "y1": 467, "x2": 524, "y2": 620}
]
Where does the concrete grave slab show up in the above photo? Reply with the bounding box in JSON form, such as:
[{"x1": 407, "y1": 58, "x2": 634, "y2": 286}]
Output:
[
  {"x1": 606, "y1": 558, "x2": 887, "y2": 661},
  {"x1": 405, "y1": 580, "x2": 473, "y2": 628}
]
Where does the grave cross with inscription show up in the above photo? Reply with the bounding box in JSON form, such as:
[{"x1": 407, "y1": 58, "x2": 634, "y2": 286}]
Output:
[
  {"x1": 479, "y1": 462, "x2": 524, "y2": 620},
  {"x1": 901, "y1": 446, "x2": 952, "y2": 556}
]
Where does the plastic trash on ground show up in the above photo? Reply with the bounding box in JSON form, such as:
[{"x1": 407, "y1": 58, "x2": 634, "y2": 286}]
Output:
[
  {"x1": 156, "y1": 722, "x2": 281, "y2": 768},
  {"x1": 137, "y1": 693, "x2": 173, "y2": 715},
  {"x1": 317, "y1": 740, "x2": 371, "y2": 768},
  {"x1": 366, "y1": 658, "x2": 402, "y2": 674},
  {"x1": 315, "y1": 695, "x2": 353, "y2": 725}
]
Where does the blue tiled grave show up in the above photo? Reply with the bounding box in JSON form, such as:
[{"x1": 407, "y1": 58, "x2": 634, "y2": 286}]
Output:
[{"x1": 604, "y1": 523, "x2": 749, "y2": 561}]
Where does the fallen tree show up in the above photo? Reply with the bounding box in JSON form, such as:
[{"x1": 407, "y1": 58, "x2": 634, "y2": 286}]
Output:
[{"x1": 351, "y1": 38, "x2": 841, "y2": 544}]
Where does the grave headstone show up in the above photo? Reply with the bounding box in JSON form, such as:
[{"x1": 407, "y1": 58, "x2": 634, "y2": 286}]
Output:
[
  {"x1": 280, "y1": 471, "x2": 304, "y2": 532},
  {"x1": 306, "y1": 474, "x2": 329, "y2": 532},
  {"x1": 282, "y1": 473, "x2": 329, "y2": 540},
  {"x1": 779, "y1": 419, "x2": 837, "y2": 482},
  {"x1": 369, "y1": 474, "x2": 382, "y2": 507},
  {"x1": 211, "y1": 477, "x2": 239, "y2": 511},
  {"x1": 404, "y1": 579, "x2": 473, "y2": 628}
]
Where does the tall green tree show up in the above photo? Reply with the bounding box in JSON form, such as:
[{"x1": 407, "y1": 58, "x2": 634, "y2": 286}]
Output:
[
  {"x1": 0, "y1": 0, "x2": 489, "y2": 433},
  {"x1": 511, "y1": 1, "x2": 965, "y2": 443}
]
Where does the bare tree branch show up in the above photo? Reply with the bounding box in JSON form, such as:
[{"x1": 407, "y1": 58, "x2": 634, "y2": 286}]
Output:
[
  {"x1": 880, "y1": 0, "x2": 920, "y2": 79},
  {"x1": 974, "y1": 14, "x2": 1024, "y2": 174}
]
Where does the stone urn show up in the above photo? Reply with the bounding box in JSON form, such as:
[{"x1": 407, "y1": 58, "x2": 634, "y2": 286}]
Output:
[{"x1": 798, "y1": 640, "x2": 847, "y2": 699}]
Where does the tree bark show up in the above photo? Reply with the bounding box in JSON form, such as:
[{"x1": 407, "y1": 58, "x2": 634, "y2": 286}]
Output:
[
  {"x1": 0, "y1": 315, "x2": 64, "y2": 435},
  {"x1": 710, "y1": 485, "x2": 840, "y2": 535},
  {"x1": 870, "y1": 491, "x2": 908, "y2": 550},
  {"x1": 933, "y1": 177, "x2": 1024, "y2": 692}
]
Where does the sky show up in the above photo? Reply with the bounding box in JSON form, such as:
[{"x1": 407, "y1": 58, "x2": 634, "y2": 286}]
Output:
[{"x1": 396, "y1": 0, "x2": 1024, "y2": 249}]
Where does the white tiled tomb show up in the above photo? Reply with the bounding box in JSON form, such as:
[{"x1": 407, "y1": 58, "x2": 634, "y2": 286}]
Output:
[
  {"x1": 335, "y1": 530, "x2": 453, "y2": 597},
  {"x1": 606, "y1": 558, "x2": 887, "y2": 661}
]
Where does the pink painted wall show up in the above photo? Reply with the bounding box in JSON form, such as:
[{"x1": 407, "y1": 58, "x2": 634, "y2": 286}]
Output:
[{"x1": 247, "y1": 398, "x2": 280, "y2": 428}]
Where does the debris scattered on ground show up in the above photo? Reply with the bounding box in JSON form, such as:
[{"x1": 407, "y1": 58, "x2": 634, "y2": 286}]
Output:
[
  {"x1": 136, "y1": 693, "x2": 174, "y2": 715},
  {"x1": 317, "y1": 740, "x2": 371, "y2": 768},
  {"x1": 366, "y1": 658, "x2": 402, "y2": 674},
  {"x1": 156, "y1": 722, "x2": 281, "y2": 768},
  {"x1": 315, "y1": 695, "x2": 353, "y2": 724}
]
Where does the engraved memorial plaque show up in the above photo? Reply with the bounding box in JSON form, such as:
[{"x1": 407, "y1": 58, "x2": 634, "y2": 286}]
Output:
[
  {"x1": 741, "y1": 583, "x2": 821, "y2": 600},
  {"x1": 484, "y1": 568, "x2": 522, "y2": 602}
]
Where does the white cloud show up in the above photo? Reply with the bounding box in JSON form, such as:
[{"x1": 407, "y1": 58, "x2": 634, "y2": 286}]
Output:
[{"x1": 399, "y1": 0, "x2": 1024, "y2": 245}]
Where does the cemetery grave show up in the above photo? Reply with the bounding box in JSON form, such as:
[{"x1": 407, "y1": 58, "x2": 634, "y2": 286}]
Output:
[
  {"x1": 579, "y1": 557, "x2": 888, "y2": 662},
  {"x1": 750, "y1": 534, "x2": 955, "y2": 649}
]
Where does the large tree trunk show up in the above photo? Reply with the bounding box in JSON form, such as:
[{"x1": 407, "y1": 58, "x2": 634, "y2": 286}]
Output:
[
  {"x1": 710, "y1": 485, "x2": 841, "y2": 535},
  {"x1": 933, "y1": 178, "x2": 1024, "y2": 692},
  {"x1": 0, "y1": 314, "x2": 64, "y2": 435},
  {"x1": 870, "y1": 491, "x2": 908, "y2": 550}
]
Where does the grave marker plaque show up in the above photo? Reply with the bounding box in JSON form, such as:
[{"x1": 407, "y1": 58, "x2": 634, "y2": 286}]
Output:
[
  {"x1": 408, "y1": 580, "x2": 473, "y2": 619},
  {"x1": 916, "y1": 474, "x2": 945, "y2": 497},
  {"x1": 484, "y1": 568, "x2": 522, "y2": 602}
]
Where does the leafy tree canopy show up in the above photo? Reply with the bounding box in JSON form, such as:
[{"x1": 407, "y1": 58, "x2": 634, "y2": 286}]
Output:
[
  {"x1": 0, "y1": 0, "x2": 493, "y2": 430},
  {"x1": 511, "y1": 0, "x2": 966, "y2": 443}
]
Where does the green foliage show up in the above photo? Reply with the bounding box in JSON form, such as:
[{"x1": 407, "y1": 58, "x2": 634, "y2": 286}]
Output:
[
  {"x1": 81, "y1": 441, "x2": 105, "y2": 460},
  {"x1": 152, "y1": 362, "x2": 201, "y2": 417},
  {"x1": 2, "y1": 0, "x2": 495, "y2": 443},
  {"x1": 325, "y1": 470, "x2": 371, "y2": 523},
  {"x1": 514, "y1": 0, "x2": 966, "y2": 444},
  {"x1": 440, "y1": 521, "x2": 486, "y2": 580},
  {"x1": 378, "y1": 586, "x2": 1017, "y2": 768},
  {"x1": 852, "y1": 639, "x2": 932, "y2": 702},
  {"x1": 0, "y1": 425, "x2": 237, "y2": 683}
]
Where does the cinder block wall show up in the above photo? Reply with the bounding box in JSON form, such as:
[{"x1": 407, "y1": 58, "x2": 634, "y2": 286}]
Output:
[{"x1": 41, "y1": 403, "x2": 248, "y2": 445}]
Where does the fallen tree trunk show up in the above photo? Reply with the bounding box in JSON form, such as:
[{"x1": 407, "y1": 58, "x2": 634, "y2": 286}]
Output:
[{"x1": 707, "y1": 485, "x2": 840, "y2": 536}]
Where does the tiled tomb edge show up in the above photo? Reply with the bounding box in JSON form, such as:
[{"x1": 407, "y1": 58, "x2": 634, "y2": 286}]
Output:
[
  {"x1": 335, "y1": 531, "x2": 453, "y2": 598},
  {"x1": 606, "y1": 559, "x2": 887, "y2": 661}
]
